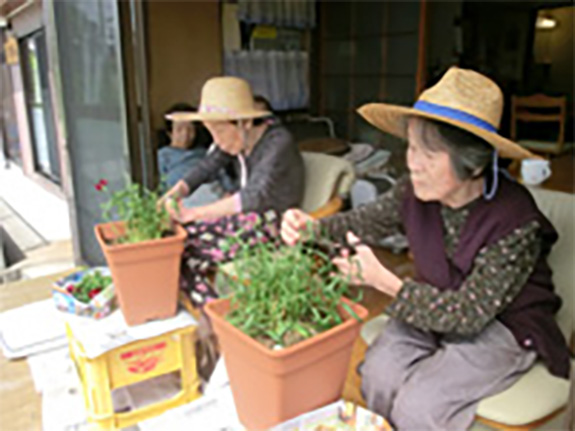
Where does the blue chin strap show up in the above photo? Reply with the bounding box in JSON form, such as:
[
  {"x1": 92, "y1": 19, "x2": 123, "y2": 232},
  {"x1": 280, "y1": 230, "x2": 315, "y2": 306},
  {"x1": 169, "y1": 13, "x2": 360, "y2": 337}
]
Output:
[{"x1": 483, "y1": 150, "x2": 499, "y2": 200}]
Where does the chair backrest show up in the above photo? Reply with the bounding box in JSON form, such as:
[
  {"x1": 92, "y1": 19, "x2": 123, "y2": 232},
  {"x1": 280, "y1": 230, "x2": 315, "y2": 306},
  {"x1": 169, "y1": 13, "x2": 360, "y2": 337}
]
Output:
[
  {"x1": 300, "y1": 152, "x2": 355, "y2": 213},
  {"x1": 529, "y1": 187, "x2": 574, "y2": 342},
  {"x1": 510, "y1": 94, "x2": 567, "y2": 153}
]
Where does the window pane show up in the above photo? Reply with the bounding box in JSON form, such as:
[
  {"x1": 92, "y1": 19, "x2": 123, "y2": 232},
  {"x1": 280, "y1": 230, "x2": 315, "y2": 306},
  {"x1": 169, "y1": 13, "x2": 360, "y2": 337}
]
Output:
[
  {"x1": 51, "y1": 0, "x2": 131, "y2": 264},
  {"x1": 325, "y1": 40, "x2": 353, "y2": 75},
  {"x1": 354, "y1": 2, "x2": 384, "y2": 36},
  {"x1": 388, "y1": 1, "x2": 420, "y2": 34},
  {"x1": 324, "y1": 2, "x2": 352, "y2": 39},
  {"x1": 324, "y1": 77, "x2": 349, "y2": 111},
  {"x1": 385, "y1": 34, "x2": 419, "y2": 76},
  {"x1": 355, "y1": 37, "x2": 382, "y2": 75}
]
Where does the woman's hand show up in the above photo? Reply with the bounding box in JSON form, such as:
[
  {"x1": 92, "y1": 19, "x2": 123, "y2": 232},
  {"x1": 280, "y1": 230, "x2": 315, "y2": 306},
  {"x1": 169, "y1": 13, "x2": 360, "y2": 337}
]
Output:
[
  {"x1": 281, "y1": 209, "x2": 316, "y2": 246},
  {"x1": 158, "y1": 180, "x2": 189, "y2": 211},
  {"x1": 165, "y1": 199, "x2": 203, "y2": 224},
  {"x1": 332, "y1": 231, "x2": 403, "y2": 297}
]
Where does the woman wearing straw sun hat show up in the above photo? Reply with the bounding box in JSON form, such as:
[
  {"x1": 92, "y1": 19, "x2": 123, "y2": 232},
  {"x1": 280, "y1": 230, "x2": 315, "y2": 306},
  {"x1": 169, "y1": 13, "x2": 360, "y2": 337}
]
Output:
[
  {"x1": 281, "y1": 67, "x2": 570, "y2": 430},
  {"x1": 162, "y1": 76, "x2": 303, "y2": 222},
  {"x1": 162, "y1": 76, "x2": 304, "y2": 306}
]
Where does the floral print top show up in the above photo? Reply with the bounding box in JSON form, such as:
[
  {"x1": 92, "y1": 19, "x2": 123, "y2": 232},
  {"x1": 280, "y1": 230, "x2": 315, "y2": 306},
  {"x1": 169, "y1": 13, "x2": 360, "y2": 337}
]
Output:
[{"x1": 319, "y1": 177, "x2": 542, "y2": 336}]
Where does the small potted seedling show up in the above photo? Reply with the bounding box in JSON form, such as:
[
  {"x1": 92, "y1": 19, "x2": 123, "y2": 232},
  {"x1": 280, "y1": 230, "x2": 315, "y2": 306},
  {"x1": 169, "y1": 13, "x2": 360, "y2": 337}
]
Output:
[
  {"x1": 205, "y1": 227, "x2": 368, "y2": 430},
  {"x1": 93, "y1": 179, "x2": 186, "y2": 325}
]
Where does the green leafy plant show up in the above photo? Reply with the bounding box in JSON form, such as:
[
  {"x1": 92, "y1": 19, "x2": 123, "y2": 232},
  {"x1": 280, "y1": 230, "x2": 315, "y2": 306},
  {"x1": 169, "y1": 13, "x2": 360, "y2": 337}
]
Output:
[
  {"x1": 95, "y1": 179, "x2": 178, "y2": 244},
  {"x1": 221, "y1": 226, "x2": 363, "y2": 349},
  {"x1": 66, "y1": 270, "x2": 112, "y2": 304}
]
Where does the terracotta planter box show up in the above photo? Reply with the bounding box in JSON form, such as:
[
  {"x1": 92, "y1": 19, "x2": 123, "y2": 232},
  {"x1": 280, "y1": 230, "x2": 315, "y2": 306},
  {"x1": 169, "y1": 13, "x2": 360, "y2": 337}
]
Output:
[
  {"x1": 205, "y1": 296, "x2": 368, "y2": 430},
  {"x1": 94, "y1": 221, "x2": 186, "y2": 326}
]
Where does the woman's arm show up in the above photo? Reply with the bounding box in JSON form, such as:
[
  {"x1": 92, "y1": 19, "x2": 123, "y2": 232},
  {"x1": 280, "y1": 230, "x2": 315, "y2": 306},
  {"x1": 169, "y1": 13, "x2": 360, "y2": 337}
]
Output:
[
  {"x1": 319, "y1": 177, "x2": 408, "y2": 246},
  {"x1": 181, "y1": 147, "x2": 233, "y2": 195},
  {"x1": 177, "y1": 194, "x2": 239, "y2": 223},
  {"x1": 386, "y1": 220, "x2": 542, "y2": 336}
]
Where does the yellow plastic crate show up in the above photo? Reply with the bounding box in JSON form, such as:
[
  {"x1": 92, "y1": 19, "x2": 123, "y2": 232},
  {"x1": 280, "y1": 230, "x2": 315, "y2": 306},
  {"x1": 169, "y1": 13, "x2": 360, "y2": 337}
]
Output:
[{"x1": 66, "y1": 323, "x2": 201, "y2": 430}]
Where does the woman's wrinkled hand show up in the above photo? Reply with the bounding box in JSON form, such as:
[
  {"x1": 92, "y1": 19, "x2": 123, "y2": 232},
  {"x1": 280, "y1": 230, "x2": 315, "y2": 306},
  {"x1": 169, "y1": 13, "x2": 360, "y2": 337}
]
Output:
[
  {"x1": 281, "y1": 209, "x2": 316, "y2": 246},
  {"x1": 332, "y1": 231, "x2": 402, "y2": 297},
  {"x1": 164, "y1": 198, "x2": 203, "y2": 224}
]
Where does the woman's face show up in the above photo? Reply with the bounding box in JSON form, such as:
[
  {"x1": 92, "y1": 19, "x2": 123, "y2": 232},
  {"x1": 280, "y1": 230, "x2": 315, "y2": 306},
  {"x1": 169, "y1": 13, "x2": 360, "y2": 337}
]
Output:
[
  {"x1": 171, "y1": 121, "x2": 195, "y2": 148},
  {"x1": 203, "y1": 121, "x2": 244, "y2": 155},
  {"x1": 406, "y1": 118, "x2": 463, "y2": 203},
  {"x1": 171, "y1": 121, "x2": 195, "y2": 147}
]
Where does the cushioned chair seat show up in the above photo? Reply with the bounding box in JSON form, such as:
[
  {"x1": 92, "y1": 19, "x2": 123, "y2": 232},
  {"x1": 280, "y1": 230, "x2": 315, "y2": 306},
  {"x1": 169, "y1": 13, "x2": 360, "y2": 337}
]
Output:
[
  {"x1": 360, "y1": 314, "x2": 389, "y2": 346},
  {"x1": 300, "y1": 152, "x2": 355, "y2": 214},
  {"x1": 476, "y1": 362, "x2": 572, "y2": 425}
]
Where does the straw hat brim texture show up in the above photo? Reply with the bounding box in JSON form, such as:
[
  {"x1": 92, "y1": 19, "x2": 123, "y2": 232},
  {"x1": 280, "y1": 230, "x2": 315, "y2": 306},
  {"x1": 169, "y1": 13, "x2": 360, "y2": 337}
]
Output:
[
  {"x1": 358, "y1": 103, "x2": 535, "y2": 160},
  {"x1": 166, "y1": 109, "x2": 272, "y2": 122}
]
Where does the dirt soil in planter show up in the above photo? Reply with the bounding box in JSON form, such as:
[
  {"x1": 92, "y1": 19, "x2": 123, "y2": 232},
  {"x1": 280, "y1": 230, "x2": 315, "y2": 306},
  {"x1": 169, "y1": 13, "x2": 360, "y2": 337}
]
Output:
[{"x1": 104, "y1": 229, "x2": 176, "y2": 246}]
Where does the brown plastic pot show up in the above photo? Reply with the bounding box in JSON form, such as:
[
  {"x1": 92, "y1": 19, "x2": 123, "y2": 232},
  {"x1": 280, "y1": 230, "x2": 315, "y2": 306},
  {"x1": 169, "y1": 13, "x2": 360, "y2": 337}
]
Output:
[
  {"x1": 94, "y1": 221, "x2": 186, "y2": 326},
  {"x1": 205, "y1": 296, "x2": 368, "y2": 430}
]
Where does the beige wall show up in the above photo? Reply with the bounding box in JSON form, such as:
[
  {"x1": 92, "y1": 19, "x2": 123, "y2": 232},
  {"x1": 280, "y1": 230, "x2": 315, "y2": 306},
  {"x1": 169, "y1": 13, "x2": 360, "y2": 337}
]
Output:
[
  {"x1": 547, "y1": 7, "x2": 573, "y2": 102},
  {"x1": 146, "y1": 1, "x2": 222, "y2": 134},
  {"x1": 534, "y1": 7, "x2": 574, "y2": 104}
]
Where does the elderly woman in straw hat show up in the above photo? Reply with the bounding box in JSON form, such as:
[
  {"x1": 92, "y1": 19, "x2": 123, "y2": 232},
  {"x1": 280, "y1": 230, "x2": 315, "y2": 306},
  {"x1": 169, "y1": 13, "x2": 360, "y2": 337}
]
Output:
[
  {"x1": 162, "y1": 77, "x2": 304, "y2": 306},
  {"x1": 282, "y1": 67, "x2": 570, "y2": 430}
]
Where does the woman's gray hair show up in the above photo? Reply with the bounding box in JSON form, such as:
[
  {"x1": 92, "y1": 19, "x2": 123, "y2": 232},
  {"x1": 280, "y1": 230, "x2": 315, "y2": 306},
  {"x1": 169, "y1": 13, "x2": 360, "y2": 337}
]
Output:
[{"x1": 410, "y1": 117, "x2": 493, "y2": 180}]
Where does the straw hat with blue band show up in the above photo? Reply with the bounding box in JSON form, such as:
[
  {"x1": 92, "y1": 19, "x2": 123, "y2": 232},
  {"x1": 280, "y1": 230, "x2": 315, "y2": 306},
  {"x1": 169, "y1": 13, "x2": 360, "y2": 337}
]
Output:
[
  {"x1": 357, "y1": 67, "x2": 536, "y2": 161},
  {"x1": 166, "y1": 76, "x2": 271, "y2": 123}
]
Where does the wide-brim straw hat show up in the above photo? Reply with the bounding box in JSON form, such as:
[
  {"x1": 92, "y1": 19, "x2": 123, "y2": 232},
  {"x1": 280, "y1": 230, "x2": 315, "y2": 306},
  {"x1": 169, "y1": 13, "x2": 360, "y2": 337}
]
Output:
[
  {"x1": 358, "y1": 67, "x2": 535, "y2": 160},
  {"x1": 166, "y1": 77, "x2": 271, "y2": 122}
]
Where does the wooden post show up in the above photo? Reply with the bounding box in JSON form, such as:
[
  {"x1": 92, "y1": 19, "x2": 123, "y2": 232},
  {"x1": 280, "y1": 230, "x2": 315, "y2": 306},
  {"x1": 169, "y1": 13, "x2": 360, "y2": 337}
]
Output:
[{"x1": 415, "y1": 0, "x2": 428, "y2": 97}]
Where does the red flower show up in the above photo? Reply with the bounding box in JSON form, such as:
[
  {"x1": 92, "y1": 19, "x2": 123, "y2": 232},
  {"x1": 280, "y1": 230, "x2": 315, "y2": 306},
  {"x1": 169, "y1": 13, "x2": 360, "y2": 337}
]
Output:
[
  {"x1": 94, "y1": 179, "x2": 108, "y2": 192},
  {"x1": 66, "y1": 285, "x2": 75, "y2": 293},
  {"x1": 88, "y1": 288, "x2": 102, "y2": 299}
]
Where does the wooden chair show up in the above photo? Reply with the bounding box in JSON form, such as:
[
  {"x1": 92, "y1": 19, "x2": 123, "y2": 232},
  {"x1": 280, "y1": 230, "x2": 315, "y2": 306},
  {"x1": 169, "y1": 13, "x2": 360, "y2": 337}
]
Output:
[{"x1": 510, "y1": 94, "x2": 569, "y2": 156}]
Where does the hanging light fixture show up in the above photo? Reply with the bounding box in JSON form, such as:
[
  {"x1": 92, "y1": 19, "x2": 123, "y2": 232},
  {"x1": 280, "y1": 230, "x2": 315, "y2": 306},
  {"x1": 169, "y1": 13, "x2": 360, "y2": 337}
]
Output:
[{"x1": 536, "y1": 16, "x2": 557, "y2": 30}]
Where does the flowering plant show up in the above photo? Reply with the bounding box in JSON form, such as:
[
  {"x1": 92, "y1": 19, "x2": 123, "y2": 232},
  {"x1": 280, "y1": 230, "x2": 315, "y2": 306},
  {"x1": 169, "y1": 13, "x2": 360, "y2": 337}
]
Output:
[
  {"x1": 95, "y1": 179, "x2": 176, "y2": 244},
  {"x1": 65, "y1": 269, "x2": 112, "y2": 303}
]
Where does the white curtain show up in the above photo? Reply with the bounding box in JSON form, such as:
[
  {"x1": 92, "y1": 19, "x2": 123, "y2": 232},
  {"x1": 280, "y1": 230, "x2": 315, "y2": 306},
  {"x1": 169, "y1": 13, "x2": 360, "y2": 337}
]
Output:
[
  {"x1": 224, "y1": 50, "x2": 309, "y2": 110},
  {"x1": 237, "y1": 0, "x2": 316, "y2": 29}
]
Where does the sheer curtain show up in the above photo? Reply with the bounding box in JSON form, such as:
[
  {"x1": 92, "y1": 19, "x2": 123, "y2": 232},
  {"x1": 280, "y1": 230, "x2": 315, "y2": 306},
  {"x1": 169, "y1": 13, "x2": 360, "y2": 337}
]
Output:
[
  {"x1": 237, "y1": 0, "x2": 316, "y2": 29},
  {"x1": 224, "y1": 50, "x2": 309, "y2": 110}
]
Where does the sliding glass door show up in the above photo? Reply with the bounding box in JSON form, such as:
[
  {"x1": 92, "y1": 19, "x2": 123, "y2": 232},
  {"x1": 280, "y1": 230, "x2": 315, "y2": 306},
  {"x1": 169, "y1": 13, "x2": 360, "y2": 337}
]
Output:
[{"x1": 20, "y1": 30, "x2": 60, "y2": 182}]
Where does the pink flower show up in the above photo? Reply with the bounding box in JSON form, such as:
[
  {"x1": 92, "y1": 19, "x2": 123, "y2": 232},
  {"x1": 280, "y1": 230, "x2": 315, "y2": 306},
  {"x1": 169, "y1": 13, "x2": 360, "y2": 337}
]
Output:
[{"x1": 210, "y1": 249, "x2": 225, "y2": 260}]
